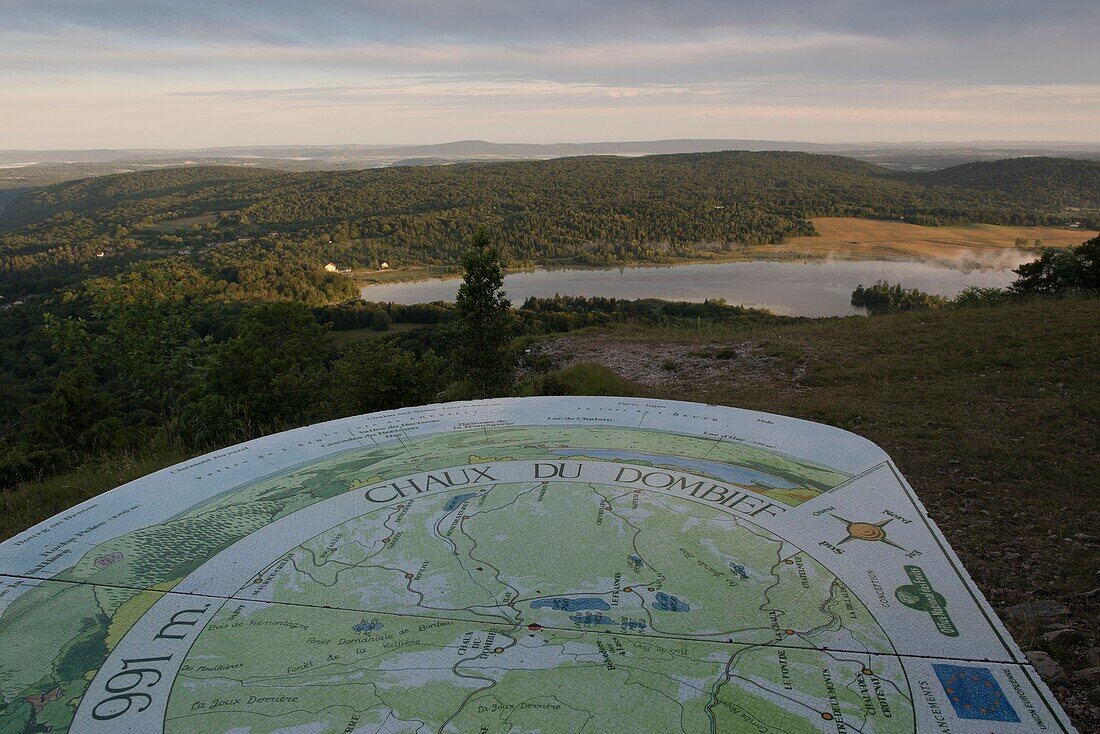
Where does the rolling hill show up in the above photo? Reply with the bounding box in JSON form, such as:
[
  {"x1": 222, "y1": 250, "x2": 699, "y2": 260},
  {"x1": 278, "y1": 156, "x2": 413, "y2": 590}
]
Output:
[{"x1": 1, "y1": 152, "x2": 1097, "y2": 297}]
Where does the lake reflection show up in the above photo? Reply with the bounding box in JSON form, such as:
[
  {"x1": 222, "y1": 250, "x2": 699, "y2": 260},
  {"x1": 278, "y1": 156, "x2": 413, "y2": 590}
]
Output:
[{"x1": 360, "y1": 259, "x2": 1024, "y2": 317}]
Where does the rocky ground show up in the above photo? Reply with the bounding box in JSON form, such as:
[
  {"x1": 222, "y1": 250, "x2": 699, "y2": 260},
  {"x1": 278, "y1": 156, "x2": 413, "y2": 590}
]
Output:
[{"x1": 524, "y1": 335, "x2": 806, "y2": 390}]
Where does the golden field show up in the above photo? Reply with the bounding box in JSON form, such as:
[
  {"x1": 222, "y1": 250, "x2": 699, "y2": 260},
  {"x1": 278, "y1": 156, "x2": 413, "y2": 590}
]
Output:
[{"x1": 755, "y1": 217, "x2": 1096, "y2": 261}]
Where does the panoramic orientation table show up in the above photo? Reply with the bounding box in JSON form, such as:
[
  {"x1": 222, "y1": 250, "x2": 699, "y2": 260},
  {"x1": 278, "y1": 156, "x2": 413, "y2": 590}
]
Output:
[{"x1": 0, "y1": 397, "x2": 1075, "y2": 732}]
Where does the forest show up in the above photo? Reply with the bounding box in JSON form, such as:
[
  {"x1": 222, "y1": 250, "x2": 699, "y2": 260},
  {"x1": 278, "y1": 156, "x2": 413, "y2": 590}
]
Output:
[
  {"x1": 3, "y1": 152, "x2": 1098, "y2": 298},
  {"x1": 1, "y1": 151, "x2": 1098, "y2": 490}
]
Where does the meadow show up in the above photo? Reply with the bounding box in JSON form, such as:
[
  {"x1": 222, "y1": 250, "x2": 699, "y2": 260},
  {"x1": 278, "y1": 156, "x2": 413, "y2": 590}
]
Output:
[{"x1": 753, "y1": 216, "x2": 1095, "y2": 261}]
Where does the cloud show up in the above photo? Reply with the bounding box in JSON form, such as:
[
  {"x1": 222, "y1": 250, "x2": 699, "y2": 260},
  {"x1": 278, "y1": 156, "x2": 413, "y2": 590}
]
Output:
[
  {"x1": 0, "y1": 0, "x2": 1098, "y2": 146},
  {"x1": 163, "y1": 77, "x2": 1100, "y2": 117},
  {"x1": 5, "y1": 0, "x2": 1098, "y2": 41},
  {"x1": 0, "y1": 30, "x2": 887, "y2": 74}
]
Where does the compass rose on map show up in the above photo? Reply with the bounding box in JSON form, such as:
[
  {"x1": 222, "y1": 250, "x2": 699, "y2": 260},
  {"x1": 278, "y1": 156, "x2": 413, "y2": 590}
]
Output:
[{"x1": 832, "y1": 515, "x2": 908, "y2": 551}]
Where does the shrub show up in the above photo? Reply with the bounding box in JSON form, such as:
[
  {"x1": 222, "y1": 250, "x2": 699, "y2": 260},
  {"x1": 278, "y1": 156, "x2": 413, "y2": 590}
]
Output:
[
  {"x1": 953, "y1": 286, "x2": 1009, "y2": 308},
  {"x1": 330, "y1": 341, "x2": 443, "y2": 415},
  {"x1": 552, "y1": 363, "x2": 640, "y2": 396},
  {"x1": 851, "y1": 281, "x2": 948, "y2": 314}
]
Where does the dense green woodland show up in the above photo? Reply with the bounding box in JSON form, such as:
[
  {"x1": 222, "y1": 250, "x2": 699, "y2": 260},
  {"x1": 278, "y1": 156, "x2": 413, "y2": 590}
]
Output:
[
  {"x1": 0, "y1": 151, "x2": 1098, "y2": 488},
  {"x1": 2, "y1": 152, "x2": 1098, "y2": 298},
  {"x1": 0, "y1": 234, "x2": 1094, "y2": 488},
  {"x1": 0, "y1": 278, "x2": 787, "y2": 485}
]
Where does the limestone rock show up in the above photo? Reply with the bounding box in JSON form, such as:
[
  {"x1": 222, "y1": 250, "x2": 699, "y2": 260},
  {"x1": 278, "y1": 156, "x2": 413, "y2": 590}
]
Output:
[
  {"x1": 1025, "y1": 650, "x2": 1068, "y2": 684},
  {"x1": 1042, "y1": 627, "x2": 1084, "y2": 644},
  {"x1": 1005, "y1": 599, "x2": 1070, "y2": 622}
]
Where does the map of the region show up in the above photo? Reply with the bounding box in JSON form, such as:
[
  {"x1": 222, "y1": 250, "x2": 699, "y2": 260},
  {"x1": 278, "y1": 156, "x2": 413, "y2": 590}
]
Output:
[{"x1": 0, "y1": 398, "x2": 1076, "y2": 732}]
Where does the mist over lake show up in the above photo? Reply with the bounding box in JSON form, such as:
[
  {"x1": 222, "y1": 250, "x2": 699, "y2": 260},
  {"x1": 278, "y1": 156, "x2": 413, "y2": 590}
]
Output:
[{"x1": 360, "y1": 258, "x2": 1025, "y2": 317}]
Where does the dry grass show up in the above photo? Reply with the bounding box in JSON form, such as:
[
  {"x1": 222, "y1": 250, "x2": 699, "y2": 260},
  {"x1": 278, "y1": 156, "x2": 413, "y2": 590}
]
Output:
[{"x1": 754, "y1": 217, "x2": 1096, "y2": 261}]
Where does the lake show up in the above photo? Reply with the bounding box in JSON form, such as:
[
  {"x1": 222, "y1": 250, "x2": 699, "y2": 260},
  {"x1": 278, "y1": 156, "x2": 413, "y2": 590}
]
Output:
[{"x1": 359, "y1": 258, "x2": 1026, "y2": 317}]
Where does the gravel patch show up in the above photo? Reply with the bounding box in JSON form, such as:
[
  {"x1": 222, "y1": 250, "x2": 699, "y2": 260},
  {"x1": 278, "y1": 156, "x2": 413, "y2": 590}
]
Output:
[{"x1": 525, "y1": 333, "x2": 803, "y2": 388}]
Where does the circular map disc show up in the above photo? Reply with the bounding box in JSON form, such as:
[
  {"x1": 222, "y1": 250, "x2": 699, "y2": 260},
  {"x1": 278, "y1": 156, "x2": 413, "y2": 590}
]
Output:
[{"x1": 0, "y1": 397, "x2": 1075, "y2": 732}]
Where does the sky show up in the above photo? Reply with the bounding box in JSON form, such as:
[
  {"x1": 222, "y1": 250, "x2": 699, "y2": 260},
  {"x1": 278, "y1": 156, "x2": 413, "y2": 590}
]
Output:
[{"x1": 2, "y1": 0, "x2": 1099, "y2": 149}]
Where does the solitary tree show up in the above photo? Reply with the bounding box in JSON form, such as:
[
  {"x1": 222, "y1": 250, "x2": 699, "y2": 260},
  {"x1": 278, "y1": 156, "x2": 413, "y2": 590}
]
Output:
[{"x1": 454, "y1": 227, "x2": 514, "y2": 397}]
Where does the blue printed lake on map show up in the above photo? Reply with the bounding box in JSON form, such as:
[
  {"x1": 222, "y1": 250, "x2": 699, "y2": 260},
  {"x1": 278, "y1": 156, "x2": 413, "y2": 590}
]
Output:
[
  {"x1": 443, "y1": 492, "x2": 478, "y2": 512},
  {"x1": 653, "y1": 592, "x2": 691, "y2": 612},
  {"x1": 531, "y1": 597, "x2": 611, "y2": 612}
]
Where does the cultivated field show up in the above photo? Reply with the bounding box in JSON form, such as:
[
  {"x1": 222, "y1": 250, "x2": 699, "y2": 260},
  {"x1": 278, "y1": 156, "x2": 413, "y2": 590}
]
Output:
[
  {"x1": 757, "y1": 217, "x2": 1096, "y2": 261},
  {"x1": 358, "y1": 218, "x2": 1098, "y2": 287},
  {"x1": 148, "y1": 211, "x2": 221, "y2": 231}
]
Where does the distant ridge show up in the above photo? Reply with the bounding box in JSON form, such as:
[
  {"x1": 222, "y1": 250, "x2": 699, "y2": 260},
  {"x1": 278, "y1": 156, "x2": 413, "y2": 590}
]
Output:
[
  {"x1": 4, "y1": 138, "x2": 1100, "y2": 165},
  {"x1": 4, "y1": 141, "x2": 1100, "y2": 195},
  {"x1": 5, "y1": 150, "x2": 1098, "y2": 233},
  {"x1": 2, "y1": 151, "x2": 1097, "y2": 299}
]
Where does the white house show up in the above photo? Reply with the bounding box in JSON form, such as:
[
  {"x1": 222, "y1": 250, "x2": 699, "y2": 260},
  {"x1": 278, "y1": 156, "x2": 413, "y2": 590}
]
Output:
[
  {"x1": 380, "y1": 261, "x2": 390, "y2": 270},
  {"x1": 324, "y1": 262, "x2": 338, "y2": 272}
]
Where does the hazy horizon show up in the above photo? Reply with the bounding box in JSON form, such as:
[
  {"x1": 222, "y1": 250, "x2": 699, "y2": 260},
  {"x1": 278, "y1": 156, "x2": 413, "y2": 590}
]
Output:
[
  {"x1": 5, "y1": 137, "x2": 1100, "y2": 156},
  {"x1": 3, "y1": 1, "x2": 1099, "y2": 149}
]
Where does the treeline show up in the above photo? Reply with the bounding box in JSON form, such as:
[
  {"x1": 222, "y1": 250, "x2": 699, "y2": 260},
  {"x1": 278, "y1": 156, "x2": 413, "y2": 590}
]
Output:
[
  {"x1": 314, "y1": 300, "x2": 455, "y2": 329},
  {"x1": 853, "y1": 236, "x2": 1100, "y2": 313},
  {"x1": 0, "y1": 228, "x2": 357, "y2": 302},
  {"x1": 4, "y1": 152, "x2": 1098, "y2": 297},
  {"x1": 1, "y1": 166, "x2": 273, "y2": 226},
  {"x1": 313, "y1": 294, "x2": 787, "y2": 333},
  {"x1": 910, "y1": 157, "x2": 1100, "y2": 210},
  {"x1": 0, "y1": 294, "x2": 445, "y2": 486},
  {"x1": 515, "y1": 294, "x2": 792, "y2": 332}
]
